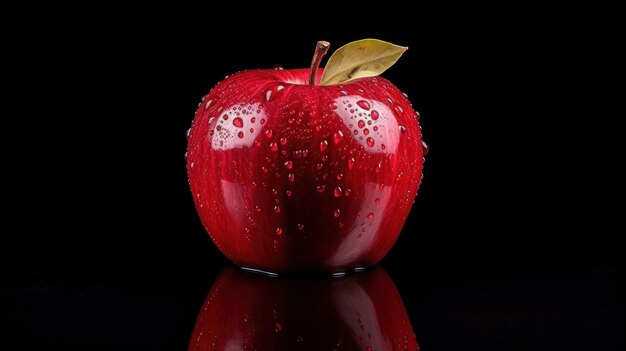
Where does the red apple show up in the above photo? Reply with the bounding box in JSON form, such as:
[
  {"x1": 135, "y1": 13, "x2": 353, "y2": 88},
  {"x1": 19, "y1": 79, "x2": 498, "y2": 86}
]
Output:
[
  {"x1": 187, "y1": 42, "x2": 425, "y2": 272},
  {"x1": 189, "y1": 266, "x2": 419, "y2": 351}
]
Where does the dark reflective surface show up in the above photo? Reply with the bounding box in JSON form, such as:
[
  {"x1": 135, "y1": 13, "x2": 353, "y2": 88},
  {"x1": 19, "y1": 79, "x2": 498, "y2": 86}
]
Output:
[{"x1": 189, "y1": 266, "x2": 418, "y2": 350}]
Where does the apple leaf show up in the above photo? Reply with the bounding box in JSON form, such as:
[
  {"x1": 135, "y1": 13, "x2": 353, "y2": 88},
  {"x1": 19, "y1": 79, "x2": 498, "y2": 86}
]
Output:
[{"x1": 320, "y1": 39, "x2": 408, "y2": 85}]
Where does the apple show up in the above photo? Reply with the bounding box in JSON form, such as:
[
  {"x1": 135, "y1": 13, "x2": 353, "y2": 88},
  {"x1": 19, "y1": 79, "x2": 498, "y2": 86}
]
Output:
[
  {"x1": 189, "y1": 266, "x2": 419, "y2": 351},
  {"x1": 187, "y1": 40, "x2": 425, "y2": 272}
]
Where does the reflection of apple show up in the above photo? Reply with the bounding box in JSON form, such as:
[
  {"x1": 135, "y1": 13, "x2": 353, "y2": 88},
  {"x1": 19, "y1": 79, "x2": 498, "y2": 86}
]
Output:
[
  {"x1": 189, "y1": 266, "x2": 419, "y2": 351},
  {"x1": 186, "y1": 43, "x2": 425, "y2": 272}
]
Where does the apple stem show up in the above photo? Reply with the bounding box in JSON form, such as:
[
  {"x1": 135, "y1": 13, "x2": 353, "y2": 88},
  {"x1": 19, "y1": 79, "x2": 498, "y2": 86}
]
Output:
[{"x1": 309, "y1": 41, "x2": 330, "y2": 85}]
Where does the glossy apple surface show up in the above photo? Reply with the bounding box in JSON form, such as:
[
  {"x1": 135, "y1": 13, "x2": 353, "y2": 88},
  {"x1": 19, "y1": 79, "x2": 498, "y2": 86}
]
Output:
[
  {"x1": 189, "y1": 266, "x2": 419, "y2": 351},
  {"x1": 187, "y1": 68, "x2": 424, "y2": 272}
]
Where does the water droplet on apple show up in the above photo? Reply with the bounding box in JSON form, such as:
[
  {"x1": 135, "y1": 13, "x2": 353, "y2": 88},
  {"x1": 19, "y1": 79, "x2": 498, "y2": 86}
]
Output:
[
  {"x1": 273, "y1": 64, "x2": 284, "y2": 70},
  {"x1": 205, "y1": 99, "x2": 213, "y2": 110},
  {"x1": 366, "y1": 137, "x2": 375, "y2": 147},
  {"x1": 334, "y1": 186, "x2": 343, "y2": 197},
  {"x1": 254, "y1": 140, "x2": 261, "y2": 147},
  {"x1": 280, "y1": 137, "x2": 287, "y2": 145},
  {"x1": 345, "y1": 189, "x2": 351, "y2": 197},
  {"x1": 375, "y1": 198, "x2": 381, "y2": 205},
  {"x1": 277, "y1": 85, "x2": 284, "y2": 92},
  {"x1": 337, "y1": 173, "x2": 343, "y2": 180},
  {"x1": 333, "y1": 209, "x2": 341, "y2": 218},
  {"x1": 237, "y1": 131, "x2": 244, "y2": 138},
  {"x1": 284, "y1": 160, "x2": 293, "y2": 169},
  {"x1": 319, "y1": 140, "x2": 328, "y2": 152},
  {"x1": 358, "y1": 120, "x2": 365, "y2": 128},
  {"x1": 371, "y1": 110, "x2": 379, "y2": 120},
  {"x1": 363, "y1": 128, "x2": 369, "y2": 135},
  {"x1": 394, "y1": 105, "x2": 404, "y2": 115},
  {"x1": 286, "y1": 190, "x2": 292, "y2": 197},
  {"x1": 330, "y1": 102, "x2": 338, "y2": 110},
  {"x1": 274, "y1": 205, "x2": 281, "y2": 213},
  {"x1": 288, "y1": 173, "x2": 295, "y2": 182},
  {"x1": 265, "y1": 129, "x2": 273, "y2": 138},
  {"x1": 373, "y1": 126, "x2": 378, "y2": 131},
  {"x1": 357, "y1": 100, "x2": 370, "y2": 110},
  {"x1": 386, "y1": 97, "x2": 394, "y2": 104},
  {"x1": 333, "y1": 131, "x2": 344, "y2": 144},
  {"x1": 222, "y1": 114, "x2": 229, "y2": 120},
  {"x1": 260, "y1": 118, "x2": 266, "y2": 125},
  {"x1": 297, "y1": 223, "x2": 304, "y2": 230},
  {"x1": 399, "y1": 125, "x2": 407, "y2": 133},
  {"x1": 233, "y1": 117, "x2": 243, "y2": 128},
  {"x1": 265, "y1": 90, "x2": 273, "y2": 101},
  {"x1": 186, "y1": 128, "x2": 191, "y2": 140},
  {"x1": 339, "y1": 90, "x2": 348, "y2": 96},
  {"x1": 422, "y1": 140, "x2": 429, "y2": 155},
  {"x1": 270, "y1": 142, "x2": 278, "y2": 151},
  {"x1": 190, "y1": 162, "x2": 194, "y2": 168},
  {"x1": 348, "y1": 158, "x2": 355, "y2": 170},
  {"x1": 316, "y1": 185, "x2": 326, "y2": 193},
  {"x1": 275, "y1": 227, "x2": 283, "y2": 236}
]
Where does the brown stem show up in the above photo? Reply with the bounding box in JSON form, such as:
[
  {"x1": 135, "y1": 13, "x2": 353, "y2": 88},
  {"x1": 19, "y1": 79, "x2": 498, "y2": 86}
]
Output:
[{"x1": 309, "y1": 41, "x2": 330, "y2": 85}]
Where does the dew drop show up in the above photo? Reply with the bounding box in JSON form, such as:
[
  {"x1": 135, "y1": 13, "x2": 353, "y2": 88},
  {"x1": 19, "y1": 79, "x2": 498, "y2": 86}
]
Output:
[
  {"x1": 286, "y1": 190, "x2": 292, "y2": 197},
  {"x1": 366, "y1": 137, "x2": 375, "y2": 147},
  {"x1": 339, "y1": 90, "x2": 348, "y2": 96},
  {"x1": 265, "y1": 129, "x2": 273, "y2": 138},
  {"x1": 334, "y1": 186, "x2": 343, "y2": 197},
  {"x1": 276, "y1": 227, "x2": 283, "y2": 236},
  {"x1": 254, "y1": 140, "x2": 261, "y2": 147},
  {"x1": 260, "y1": 118, "x2": 266, "y2": 125},
  {"x1": 265, "y1": 90, "x2": 273, "y2": 101},
  {"x1": 399, "y1": 125, "x2": 407, "y2": 133},
  {"x1": 274, "y1": 64, "x2": 284, "y2": 70},
  {"x1": 205, "y1": 99, "x2": 213, "y2": 110},
  {"x1": 284, "y1": 160, "x2": 293, "y2": 169},
  {"x1": 358, "y1": 120, "x2": 365, "y2": 128},
  {"x1": 375, "y1": 198, "x2": 381, "y2": 205},
  {"x1": 277, "y1": 85, "x2": 284, "y2": 92},
  {"x1": 371, "y1": 110, "x2": 379, "y2": 120},
  {"x1": 363, "y1": 128, "x2": 369, "y2": 135},
  {"x1": 275, "y1": 322, "x2": 282, "y2": 332},
  {"x1": 288, "y1": 173, "x2": 295, "y2": 182},
  {"x1": 336, "y1": 173, "x2": 343, "y2": 181},
  {"x1": 348, "y1": 158, "x2": 355, "y2": 170},
  {"x1": 316, "y1": 185, "x2": 326, "y2": 193},
  {"x1": 237, "y1": 131, "x2": 244, "y2": 138},
  {"x1": 330, "y1": 102, "x2": 338, "y2": 110},
  {"x1": 333, "y1": 130, "x2": 344, "y2": 144},
  {"x1": 373, "y1": 126, "x2": 378, "y2": 131},
  {"x1": 366, "y1": 212, "x2": 374, "y2": 219},
  {"x1": 233, "y1": 117, "x2": 243, "y2": 128},
  {"x1": 394, "y1": 105, "x2": 404, "y2": 114},
  {"x1": 357, "y1": 100, "x2": 371, "y2": 110},
  {"x1": 270, "y1": 142, "x2": 278, "y2": 152},
  {"x1": 280, "y1": 137, "x2": 287, "y2": 145},
  {"x1": 333, "y1": 209, "x2": 341, "y2": 218},
  {"x1": 297, "y1": 223, "x2": 304, "y2": 230},
  {"x1": 422, "y1": 140, "x2": 429, "y2": 155},
  {"x1": 274, "y1": 205, "x2": 281, "y2": 213},
  {"x1": 344, "y1": 189, "x2": 351, "y2": 197},
  {"x1": 186, "y1": 128, "x2": 191, "y2": 140},
  {"x1": 320, "y1": 140, "x2": 329, "y2": 152},
  {"x1": 222, "y1": 114, "x2": 229, "y2": 120}
]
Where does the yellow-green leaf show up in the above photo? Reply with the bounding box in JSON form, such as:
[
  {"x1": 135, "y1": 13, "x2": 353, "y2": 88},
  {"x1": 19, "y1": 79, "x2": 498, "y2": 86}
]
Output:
[{"x1": 320, "y1": 39, "x2": 408, "y2": 85}]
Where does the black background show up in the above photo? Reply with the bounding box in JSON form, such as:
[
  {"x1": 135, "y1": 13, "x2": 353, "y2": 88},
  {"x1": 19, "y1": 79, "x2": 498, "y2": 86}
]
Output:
[{"x1": 1, "y1": 5, "x2": 622, "y2": 350}]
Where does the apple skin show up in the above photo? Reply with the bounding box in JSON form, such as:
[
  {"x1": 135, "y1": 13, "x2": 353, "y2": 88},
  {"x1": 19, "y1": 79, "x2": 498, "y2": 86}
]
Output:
[
  {"x1": 187, "y1": 68, "x2": 424, "y2": 272},
  {"x1": 189, "y1": 266, "x2": 419, "y2": 351}
]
